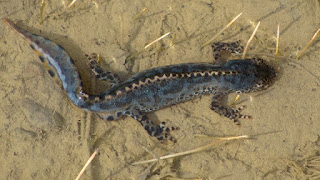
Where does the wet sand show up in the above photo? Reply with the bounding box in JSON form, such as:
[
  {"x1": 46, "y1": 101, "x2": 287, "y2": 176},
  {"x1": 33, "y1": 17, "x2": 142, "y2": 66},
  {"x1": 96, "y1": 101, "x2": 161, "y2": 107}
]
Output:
[{"x1": 0, "y1": 0, "x2": 320, "y2": 179}]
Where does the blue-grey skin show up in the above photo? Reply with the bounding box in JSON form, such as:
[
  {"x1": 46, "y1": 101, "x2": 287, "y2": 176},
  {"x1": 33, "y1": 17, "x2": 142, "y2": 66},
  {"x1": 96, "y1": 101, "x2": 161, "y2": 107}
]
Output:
[
  {"x1": 5, "y1": 18, "x2": 277, "y2": 142},
  {"x1": 85, "y1": 60, "x2": 275, "y2": 112}
]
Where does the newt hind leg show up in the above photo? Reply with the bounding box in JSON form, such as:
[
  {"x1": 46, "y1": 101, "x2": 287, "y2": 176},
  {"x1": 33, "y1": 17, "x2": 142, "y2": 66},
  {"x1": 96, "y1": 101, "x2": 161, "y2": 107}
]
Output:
[
  {"x1": 85, "y1": 53, "x2": 120, "y2": 87},
  {"x1": 126, "y1": 107, "x2": 178, "y2": 142},
  {"x1": 210, "y1": 91, "x2": 251, "y2": 126},
  {"x1": 211, "y1": 41, "x2": 243, "y2": 63}
]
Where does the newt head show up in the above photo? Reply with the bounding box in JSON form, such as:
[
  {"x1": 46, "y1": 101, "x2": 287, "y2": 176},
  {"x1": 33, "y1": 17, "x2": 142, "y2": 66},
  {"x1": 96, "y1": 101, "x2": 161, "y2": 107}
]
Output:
[
  {"x1": 223, "y1": 58, "x2": 277, "y2": 93},
  {"x1": 249, "y1": 58, "x2": 277, "y2": 92}
]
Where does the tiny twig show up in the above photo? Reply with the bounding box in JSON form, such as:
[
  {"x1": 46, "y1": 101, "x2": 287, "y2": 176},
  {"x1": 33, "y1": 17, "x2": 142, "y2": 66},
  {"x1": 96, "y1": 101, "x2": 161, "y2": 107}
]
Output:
[
  {"x1": 275, "y1": 24, "x2": 280, "y2": 62},
  {"x1": 127, "y1": 32, "x2": 171, "y2": 61},
  {"x1": 75, "y1": 149, "x2": 99, "y2": 180},
  {"x1": 134, "y1": 138, "x2": 160, "y2": 160},
  {"x1": 145, "y1": 32, "x2": 171, "y2": 49},
  {"x1": 68, "y1": 0, "x2": 78, "y2": 8},
  {"x1": 133, "y1": 7, "x2": 147, "y2": 20},
  {"x1": 297, "y1": 28, "x2": 320, "y2": 59},
  {"x1": 170, "y1": 33, "x2": 176, "y2": 47},
  {"x1": 39, "y1": 0, "x2": 45, "y2": 24},
  {"x1": 201, "y1": 12, "x2": 242, "y2": 48},
  {"x1": 133, "y1": 138, "x2": 160, "y2": 179},
  {"x1": 242, "y1": 21, "x2": 260, "y2": 59},
  {"x1": 230, "y1": 94, "x2": 241, "y2": 106}
]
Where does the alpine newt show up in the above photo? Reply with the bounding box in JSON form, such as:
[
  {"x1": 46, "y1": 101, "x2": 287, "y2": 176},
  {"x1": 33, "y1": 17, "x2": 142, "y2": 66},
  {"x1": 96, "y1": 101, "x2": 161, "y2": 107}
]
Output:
[{"x1": 4, "y1": 18, "x2": 277, "y2": 142}]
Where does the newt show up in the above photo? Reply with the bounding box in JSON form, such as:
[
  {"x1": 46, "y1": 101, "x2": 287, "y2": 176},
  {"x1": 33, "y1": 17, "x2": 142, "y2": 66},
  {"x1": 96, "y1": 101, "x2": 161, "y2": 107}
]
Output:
[{"x1": 4, "y1": 18, "x2": 277, "y2": 142}]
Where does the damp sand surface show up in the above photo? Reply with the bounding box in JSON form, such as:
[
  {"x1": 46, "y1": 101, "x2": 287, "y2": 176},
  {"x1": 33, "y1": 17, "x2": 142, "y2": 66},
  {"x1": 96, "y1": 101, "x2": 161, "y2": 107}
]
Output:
[{"x1": 1, "y1": 0, "x2": 320, "y2": 179}]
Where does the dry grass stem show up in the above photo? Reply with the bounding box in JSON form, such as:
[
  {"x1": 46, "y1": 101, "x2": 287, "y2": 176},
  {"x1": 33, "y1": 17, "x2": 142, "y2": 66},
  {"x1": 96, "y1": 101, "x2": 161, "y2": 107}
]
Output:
[
  {"x1": 97, "y1": 53, "x2": 101, "y2": 63},
  {"x1": 135, "y1": 161, "x2": 157, "y2": 180},
  {"x1": 283, "y1": 155, "x2": 320, "y2": 180},
  {"x1": 39, "y1": 0, "x2": 45, "y2": 24},
  {"x1": 234, "y1": 52, "x2": 296, "y2": 62},
  {"x1": 119, "y1": 15, "x2": 124, "y2": 47},
  {"x1": 201, "y1": 12, "x2": 242, "y2": 48},
  {"x1": 275, "y1": 24, "x2": 280, "y2": 62},
  {"x1": 297, "y1": 28, "x2": 320, "y2": 59},
  {"x1": 230, "y1": 94, "x2": 241, "y2": 106},
  {"x1": 135, "y1": 138, "x2": 160, "y2": 160},
  {"x1": 133, "y1": 138, "x2": 161, "y2": 179},
  {"x1": 132, "y1": 135, "x2": 248, "y2": 165},
  {"x1": 68, "y1": 0, "x2": 78, "y2": 8},
  {"x1": 133, "y1": 7, "x2": 147, "y2": 20},
  {"x1": 194, "y1": 134, "x2": 249, "y2": 140},
  {"x1": 145, "y1": 32, "x2": 171, "y2": 49},
  {"x1": 242, "y1": 21, "x2": 260, "y2": 59},
  {"x1": 127, "y1": 32, "x2": 171, "y2": 60},
  {"x1": 75, "y1": 148, "x2": 99, "y2": 180},
  {"x1": 170, "y1": 34, "x2": 176, "y2": 47}
]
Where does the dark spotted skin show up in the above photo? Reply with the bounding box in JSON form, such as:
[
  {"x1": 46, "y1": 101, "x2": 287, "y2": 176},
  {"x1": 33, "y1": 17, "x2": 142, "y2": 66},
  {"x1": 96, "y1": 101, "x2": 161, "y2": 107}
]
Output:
[
  {"x1": 4, "y1": 18, "x2": 277, "y2": 142},
  {"x1": 86, "y1": 46, "x2": 277, "y2": 141}
]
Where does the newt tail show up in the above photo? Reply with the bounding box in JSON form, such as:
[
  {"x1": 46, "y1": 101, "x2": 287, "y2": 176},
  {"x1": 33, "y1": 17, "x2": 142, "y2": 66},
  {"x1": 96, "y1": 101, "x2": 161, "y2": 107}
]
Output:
[{"x1": 3, "y1": 18, "x2": 88, "y2": 107}]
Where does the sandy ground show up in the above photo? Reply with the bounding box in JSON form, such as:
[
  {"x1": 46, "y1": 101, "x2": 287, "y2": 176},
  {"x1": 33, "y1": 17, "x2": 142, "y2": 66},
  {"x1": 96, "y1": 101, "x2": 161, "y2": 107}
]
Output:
[{"x1": 1, "y1": 0, "x2": 320, "y2": 179}]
